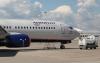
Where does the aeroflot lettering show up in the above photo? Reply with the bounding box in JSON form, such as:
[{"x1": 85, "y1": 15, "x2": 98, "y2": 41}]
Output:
[
  {"x1": 33, "y1": 22, "x2": 55, "y2": 26},
  {"x1": 33, "y1": 22, "x2": 41, "y2": 26}
]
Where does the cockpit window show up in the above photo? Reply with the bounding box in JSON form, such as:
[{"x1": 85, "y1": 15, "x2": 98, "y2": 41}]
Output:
[{"x1": 69, "y1": 26, "x2": 73, "y2": 29}]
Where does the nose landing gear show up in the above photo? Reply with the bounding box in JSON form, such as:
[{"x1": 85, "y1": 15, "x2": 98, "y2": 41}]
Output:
[
  {"x1": 60, "y1": 44, "x2": 65, "y2": 49},
  {"x1": 60, "y1": 40, "x2": 71, "y2": 49}
]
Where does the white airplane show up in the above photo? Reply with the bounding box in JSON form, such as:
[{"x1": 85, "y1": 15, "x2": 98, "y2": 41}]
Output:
[{"x1": 0, "y1": 19, "x2": 80, "y2": 49}]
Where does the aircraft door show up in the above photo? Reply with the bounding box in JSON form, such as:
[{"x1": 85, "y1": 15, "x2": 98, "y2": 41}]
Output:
[{"x1": 60, "y1": 24, "x2": 67, "y2": 34}]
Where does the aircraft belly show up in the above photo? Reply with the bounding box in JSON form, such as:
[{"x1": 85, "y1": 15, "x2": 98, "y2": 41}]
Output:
[
  {"x1": 8, "y1": 30, "x2": 76, "y2": 40},
  {"x1": 29, "y1": 32, "x2": 75, "y2": 40}
]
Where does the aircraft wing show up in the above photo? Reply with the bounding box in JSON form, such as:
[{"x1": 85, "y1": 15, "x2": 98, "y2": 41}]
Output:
[{"x1": 0, "y1": 26, "x2": 8, "y2": 40}]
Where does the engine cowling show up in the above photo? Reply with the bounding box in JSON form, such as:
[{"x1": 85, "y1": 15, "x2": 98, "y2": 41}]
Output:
[{"x1": 5, "y1": 34, "x2": 30, "y2": 47}]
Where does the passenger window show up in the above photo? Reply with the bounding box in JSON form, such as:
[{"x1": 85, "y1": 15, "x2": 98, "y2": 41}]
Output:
[
  {"x1": 35, "y1": 27, "x2": 37, "y2": 29},
  {"x1": 6, "y1": 26, "x2": 8, "y2": 29},
  {"x1": 26, "y1": 26, "x2": 28, "y2": 29},
  {"x1": 21, "y1": 26, "x2": 23, "y2": 29},
  {"x1": 38, "y1": 27, "x2": 40, "y2": 29},
  {"x1": 33, "y1": 27, "x2": 34, "y2": 29},
  {"x1": 54, "y1": 27, "x2": 55, "y2": 29},
  {"x1": 51, "y1": 27, "x2": 53, "y2": 29},
  {"x1": 15, "y1": 26, "x2": 16, "y2": 29},
  {"x1": 46, "y1": 27, "x2": 48, "y2": 29},
  {"x1": 30, "y1": 27, "x2": 31, "y2": 29},
  {"x1": 24, "y1": 27, "x2": 26, "y2": 29},
  {"x1": 4, "y1": 26, "x2": 6, "y2": 28},
  {"x1": 49, "y1": 27, "x2": 50, "y2": 29},
  {"x1": 9, "y1": 26, "x2": 11, "y2": 29},
  {"x1": 44, "y1": 27, "x2": 45, "y2": 29},
  {"x1": 41, "y1": 27, "x2": 42, "y2": 29}
]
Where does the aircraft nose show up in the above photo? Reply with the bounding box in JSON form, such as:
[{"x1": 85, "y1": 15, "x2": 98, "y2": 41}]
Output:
[
  {"x1": 75, "y1": 30, "x2": 80, "y2": 37},
  {"x1": 68, "y1": 26, "x2": 80, "y2": 37},
  {"x1": 73, "y1": 29, "x2": 80, "y2": 37}
]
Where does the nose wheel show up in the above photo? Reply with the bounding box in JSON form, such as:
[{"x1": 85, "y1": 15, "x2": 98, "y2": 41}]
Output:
[{"x1": 60, "y1": 44, "x2": 65, "y2": 49}]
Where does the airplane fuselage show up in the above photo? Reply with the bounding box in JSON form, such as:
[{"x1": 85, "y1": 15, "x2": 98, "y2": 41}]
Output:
[{"x1": 0, "y1": 19, "x2": 80, "y2": 42}]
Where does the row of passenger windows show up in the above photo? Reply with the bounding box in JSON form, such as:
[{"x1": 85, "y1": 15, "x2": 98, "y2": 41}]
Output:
[{"x1": 3, "y1": 26, "x2": 55, "y2": 30}]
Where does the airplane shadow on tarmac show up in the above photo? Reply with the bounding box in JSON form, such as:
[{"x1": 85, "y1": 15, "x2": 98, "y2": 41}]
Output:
[
  {"x1": 0, "y1": 49, "x2": 19, "y2": 57},
  {"x1": 0, "y1": 48, "x2": 79, "y2": 57}
]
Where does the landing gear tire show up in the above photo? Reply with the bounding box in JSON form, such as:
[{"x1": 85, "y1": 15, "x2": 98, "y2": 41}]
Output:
[
  {"x1": 85, "y1": 46, "x2": 88, "y2": 50},
  {"x1": 60, "y1": 44, "x2": 65, "y2": 49},
  {"x1": 80, "y1": 48, "x2": 82, "y2": 49},
  {"x1": 94, "y1": 47, "x2": 96, "y2": 49},
  {"x1": 90, "y1": 47, "x2": 92, "y2": 49}
]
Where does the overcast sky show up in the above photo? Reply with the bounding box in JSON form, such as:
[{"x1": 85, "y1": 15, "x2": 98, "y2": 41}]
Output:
[{"x1": 0, "y1": 0, "x2": 100, "y2": 31}]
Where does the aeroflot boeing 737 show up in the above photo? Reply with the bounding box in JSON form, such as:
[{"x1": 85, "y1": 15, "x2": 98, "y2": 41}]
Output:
[{"x1": 0, "y1": 19, "x2": 80, "y2": 49}]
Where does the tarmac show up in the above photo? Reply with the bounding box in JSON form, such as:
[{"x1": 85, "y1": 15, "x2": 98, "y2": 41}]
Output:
[{"x1": 0, "y1": 40, "x2": 100, "y2": 63}]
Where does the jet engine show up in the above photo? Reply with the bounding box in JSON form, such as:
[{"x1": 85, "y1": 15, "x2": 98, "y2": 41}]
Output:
[{"x1": 5, "y1": 34, "x2": 30, "y2": 47}]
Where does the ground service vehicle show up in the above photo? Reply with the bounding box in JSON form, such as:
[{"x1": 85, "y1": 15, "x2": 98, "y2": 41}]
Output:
[{"x1": 79, "y1": 35, "x2": 98, "y2": 50}]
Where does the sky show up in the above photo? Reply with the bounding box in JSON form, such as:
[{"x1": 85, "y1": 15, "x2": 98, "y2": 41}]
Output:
[{"x1": 0, "y1": 0, "x2": 100, "y2": 31}]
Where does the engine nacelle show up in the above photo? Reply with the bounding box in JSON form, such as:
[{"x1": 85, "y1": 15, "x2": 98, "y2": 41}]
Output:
[{"x1": 5, "y1": 34, "x2": 30, "y2": 47}]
